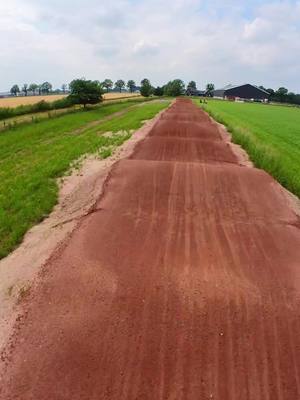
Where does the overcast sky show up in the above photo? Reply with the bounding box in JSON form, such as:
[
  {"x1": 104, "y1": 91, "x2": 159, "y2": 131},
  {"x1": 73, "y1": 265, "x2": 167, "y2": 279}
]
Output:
[{"x1": 1, "y1": 0, "x2": 300, "y2": 92}]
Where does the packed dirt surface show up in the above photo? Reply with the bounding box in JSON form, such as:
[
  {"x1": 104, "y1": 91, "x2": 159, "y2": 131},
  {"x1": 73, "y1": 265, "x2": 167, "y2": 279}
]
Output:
[
  {"x1": 0, "y1": 105, "x2": 167, "y2": 353},
  {"x1": 1, "y1": 99, "x2": 300, "y2": 399}
]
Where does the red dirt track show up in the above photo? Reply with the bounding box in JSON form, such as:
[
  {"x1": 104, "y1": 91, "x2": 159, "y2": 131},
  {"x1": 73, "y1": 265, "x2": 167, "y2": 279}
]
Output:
[
  {"x1": 1, "y1": 99, "x2": 300, "y2": 399},
  {"x1": 131, "y1": 137, "x2": 238, "y2": 163}
]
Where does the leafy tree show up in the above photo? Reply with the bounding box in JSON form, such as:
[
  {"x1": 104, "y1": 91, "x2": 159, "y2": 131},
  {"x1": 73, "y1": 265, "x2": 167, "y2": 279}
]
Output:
[
  {"x1": 61, "y1": 84, "x2": 68, "y2": 93},
  {"x1": 153, "y1": 86, "x2": 164, "y2": 96},
  {"x1": 10, "y1": 85, "x2": 20, "y2": 96},
  {"x1": 102, "y1": 79, "x2": 113, "y2": 92},
  {"x1": 127, "y1": 80, "x2": 136, "y2": 93},
  {"x1": 259, "y1": 85, "x2": 268, "y2": 91},
  {"x1": 68, "y1": 78, "x2": 103, "y2": 108},
  {"x1": 187, "y1": 81, "x2": 197, "y2": 90},
  {"x1": 40, "y1": 82, "x2": 52, "y2": 94},
  {"x1": 115, "y1": 79, "x2": 125, "y2": 93},
  {"x1": 140, "y1": 78, "x2": 152, "y2": 97},
  {"x1": 276, "y1": 87, "x2": 288, "y2": 102},
  {"x1": 164, "y1": 79, "x2": 185, "y2": 96},
  {"x1": 29, "y1": 83, "x2": 39, "y2": 95},
  {"x1": 287, "y1": 92, "x2": 295, "y2": 103},
  {"x1": 287, "y1": 92, "x2": 300, "y2": 105},
  {"x1": 277, "y1": 87, "x2": 288, "y2": 95},
  {"x1": 22, "y1": 84, "x2": 28, "y2": 96},
  {"x1": 206, "y1": 83, "x2": 215, "y2": 97},
  {"x1": 265, "y1": 86, "x2": 300, "y2": 105}
]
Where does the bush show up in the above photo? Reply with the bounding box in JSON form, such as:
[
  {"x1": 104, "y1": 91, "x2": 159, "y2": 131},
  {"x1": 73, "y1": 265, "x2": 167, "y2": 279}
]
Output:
[
  {"x1": 31, "y1": 101, "x2": 52, "y2": 113},
  {"x1": 0, "y1": 108, "x2": 14, "y2": 120},
  {"x1": 52, "y1": 97, "x2": 76, "y2": 109},
  {"x1": 0, "y1": 97, "x2": 76, "y2": 122}
]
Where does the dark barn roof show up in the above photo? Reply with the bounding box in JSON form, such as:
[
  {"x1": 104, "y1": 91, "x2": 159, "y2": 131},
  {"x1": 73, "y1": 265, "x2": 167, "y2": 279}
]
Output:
[{"x1": 214, "y1": 84, "x2": 269, "y2": 100}]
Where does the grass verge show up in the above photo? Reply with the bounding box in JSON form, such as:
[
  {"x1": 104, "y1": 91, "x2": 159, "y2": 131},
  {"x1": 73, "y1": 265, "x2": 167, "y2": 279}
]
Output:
[
  {"x1": 197, "y1": 99, "x2": 300, "y2": 198},
  {"x1": 0, "y1": 96, "x2": 154, "y2": 132},
  {"x1": 0, "y1": 99, "x2": 169, "y2": 259}
]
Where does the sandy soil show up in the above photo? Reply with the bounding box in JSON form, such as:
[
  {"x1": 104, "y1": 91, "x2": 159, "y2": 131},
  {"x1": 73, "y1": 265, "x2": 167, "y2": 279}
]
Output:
[
  {"x1": 0, "y1": 93, "x2": 140, "y2": 108},
  {"x1": 1, "y1": 99, "x2": 300, "y2": 399}
]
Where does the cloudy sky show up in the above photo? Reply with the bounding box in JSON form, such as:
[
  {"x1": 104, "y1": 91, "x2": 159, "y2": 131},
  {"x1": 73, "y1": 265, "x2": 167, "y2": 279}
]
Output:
[{"x1": 1, "y1": 0, "x2": 300, "y2": 92}]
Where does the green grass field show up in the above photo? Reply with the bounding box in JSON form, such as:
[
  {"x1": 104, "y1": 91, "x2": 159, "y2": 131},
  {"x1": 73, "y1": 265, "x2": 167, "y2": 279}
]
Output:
[
  {"x1": 0, "y1": 99, "x2": 169, "y2": 259},
  {"x1": 200, "y1": 99, "x2": 300, "y2": 198}
]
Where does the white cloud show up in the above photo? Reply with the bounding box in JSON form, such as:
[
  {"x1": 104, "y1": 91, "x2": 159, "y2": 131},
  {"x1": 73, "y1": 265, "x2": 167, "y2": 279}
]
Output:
[
  {"x1": 238, "y1": 1, "x2": 300, "y2": 87},
  {"x1": 0, "y1": 0, "x2": 300, "y2": 92},
  {"x1": 244, "y1": 18, "x2": 274, "y2": 40},
  {"x1": 133, "y1": 40, "x2": 159, "y2": 56}
]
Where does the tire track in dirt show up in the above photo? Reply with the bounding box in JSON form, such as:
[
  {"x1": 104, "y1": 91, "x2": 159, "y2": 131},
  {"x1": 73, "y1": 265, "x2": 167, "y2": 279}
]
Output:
[{"x1": 1, "y1": 98, "x2": 300, "y2": 399}]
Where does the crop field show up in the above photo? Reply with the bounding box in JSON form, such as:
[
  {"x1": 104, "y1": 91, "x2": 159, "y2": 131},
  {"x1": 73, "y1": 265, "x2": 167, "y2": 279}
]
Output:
[
  {"x1": 0, "y1": 95, "x2": 67, "y2": 108},
  {"x1": 103, "y1": 92, "x2": 141, "y2": 101},
  {"x1": 0, "y1": 92, "x2": 140, "y2": 108},
  {"x1": 200, "y1": 99, "x2": 300, "y2": 198},
  {"x1": 0, "y1": 99, "x2": 169, "y2": 259}
]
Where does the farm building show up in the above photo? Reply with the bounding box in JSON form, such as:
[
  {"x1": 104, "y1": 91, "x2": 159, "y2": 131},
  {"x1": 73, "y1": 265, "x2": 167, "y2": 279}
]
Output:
[
  {"x1": 213, "y1": 84, "x2": 269, "y2": 102},
  {"x1": 186, "y1": 88, "x2": 206, "y2": 97}
]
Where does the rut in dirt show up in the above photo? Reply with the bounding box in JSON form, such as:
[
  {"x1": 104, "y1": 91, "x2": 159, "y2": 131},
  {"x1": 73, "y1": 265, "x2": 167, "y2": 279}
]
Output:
[{"x1": 1, "y1": 98, "x2": 300, "y2": 400}]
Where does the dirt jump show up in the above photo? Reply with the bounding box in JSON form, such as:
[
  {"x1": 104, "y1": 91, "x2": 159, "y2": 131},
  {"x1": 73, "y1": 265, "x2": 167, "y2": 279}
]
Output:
[{"x1": 1, "y1": 98, "x2": 300, "y2": 399}]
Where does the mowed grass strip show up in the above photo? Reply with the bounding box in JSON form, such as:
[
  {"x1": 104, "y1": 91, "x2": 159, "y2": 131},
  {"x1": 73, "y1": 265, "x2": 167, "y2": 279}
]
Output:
[
  {"x1": 200, "y1": 100, "x2": 300, "y2": 198},
  {"x1": 0, "y1": 100, "x2": 169, "y2": 259}
]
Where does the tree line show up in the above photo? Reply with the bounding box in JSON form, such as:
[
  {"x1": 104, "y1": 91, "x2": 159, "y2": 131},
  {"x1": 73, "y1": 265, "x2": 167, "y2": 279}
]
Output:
[
  {"x1": 9, "y1": 79, "x2": 300, "y2": 107},
  {"x1": 139, "y1": 79, "x2": 215, "y2": 97},
  {"x1": 1, "y1": 78, "x2": 209, "y2": 121},
  {"x1": 9, "y1": 80, "x2": 136, "y2": 97},
  {"x1": 10, "y1": 82, "x2": 55, "y2": 96},
  {"x1": 9, "y1": 79, "x2": 215, "y2": 99},
  {"x1": 68, "y1": 78, "x2": 217, "y2": 107},
  {"x1": 259, "y1": 86, "x2": 300, "y2": 106}
]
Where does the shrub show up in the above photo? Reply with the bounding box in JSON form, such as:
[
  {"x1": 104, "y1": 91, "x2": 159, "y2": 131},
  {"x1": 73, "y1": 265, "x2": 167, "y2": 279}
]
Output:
[
  {"x1": 0, "y1": 108, "x2": 14, "y2": 120},
  {"x1": 52, "y1": 97, "x2": 76, "y2": 109},
  {"x1": 0, "y1": 97, "x2": 76, "y2": 122}
]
